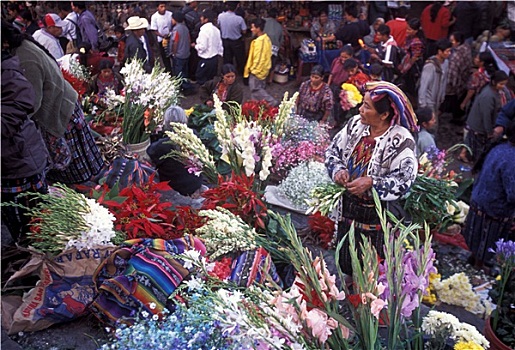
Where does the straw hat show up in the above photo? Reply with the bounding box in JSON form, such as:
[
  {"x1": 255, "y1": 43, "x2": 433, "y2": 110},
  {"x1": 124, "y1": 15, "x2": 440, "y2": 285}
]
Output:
[{"x1": 125, "y1": 16, "x2": 149, "y2": 31}]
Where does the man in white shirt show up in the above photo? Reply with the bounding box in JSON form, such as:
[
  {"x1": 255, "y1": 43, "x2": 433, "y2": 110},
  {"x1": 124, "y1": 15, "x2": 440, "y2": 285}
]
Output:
[
  {"x1": 58, "y1": 2, "x2": 80, "y2": 54},
  {"x1": 193, "y1": 9, "x2": 223, "y2": 85},
  {"x1": 33, "y1": 13, "x2": 65, "y2": 60},
  {"x1": 149, "y1": 2, "x2": 173, "y2": 72}
]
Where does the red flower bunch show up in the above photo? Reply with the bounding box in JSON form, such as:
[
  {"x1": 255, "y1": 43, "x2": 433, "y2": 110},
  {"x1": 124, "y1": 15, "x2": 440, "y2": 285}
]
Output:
[
  {"x1": 241, "y1": 100, "x2": 278, "y2": 123},
  {"x1": 201, "y1": 172, "x2": 268, "y2": 229},
  {"x1": 100, "y1": 174, "x2": 203, "y2": 240},
  {"x1": 308, "y1": 212, "x2": 336, "y2": 249},
  {"x1": 61, "y1": 68, "x2": 88, "y2": 97},
  {"x1": 208, "y1": 256, "x2": 233, "y2": 281}
]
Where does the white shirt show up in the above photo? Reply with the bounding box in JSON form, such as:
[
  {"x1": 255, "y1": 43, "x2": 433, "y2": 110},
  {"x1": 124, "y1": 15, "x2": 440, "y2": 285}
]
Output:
[
  {"x1": 195, "y1": 22, "x2": 223, "y2": 59},
  {"x1": 150, "y1": 10, "x2": 173, "y2": 42},
  {"x1": 33, "y1": 29, "x2": 64, "y2": 60},
  {"x1": 63, "y1": 12, "x2": 79, "y2": 41}
]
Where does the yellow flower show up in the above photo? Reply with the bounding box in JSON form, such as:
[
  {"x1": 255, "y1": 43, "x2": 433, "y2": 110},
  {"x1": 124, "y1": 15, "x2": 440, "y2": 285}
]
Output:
[
  {"x1": 184, "y1": 107, "x2": 195, "y2": 116},
  {"x1": 454, "y1": 340, "x2": 483, "y2": 350},
  {"x1": 341, "y1": 83, "x2": 363, "y2": 106}
]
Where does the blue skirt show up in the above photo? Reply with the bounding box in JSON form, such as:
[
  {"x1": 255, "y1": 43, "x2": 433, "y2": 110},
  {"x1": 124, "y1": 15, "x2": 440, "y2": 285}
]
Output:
[{"x1": 47, "y1": 101, "x2": 104, "y2": 184}]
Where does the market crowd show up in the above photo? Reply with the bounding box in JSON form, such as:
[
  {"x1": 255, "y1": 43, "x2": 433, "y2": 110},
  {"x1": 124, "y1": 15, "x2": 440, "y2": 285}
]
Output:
[{"x1": 1, "y1": 0, "x2": 514, "y2": 272}]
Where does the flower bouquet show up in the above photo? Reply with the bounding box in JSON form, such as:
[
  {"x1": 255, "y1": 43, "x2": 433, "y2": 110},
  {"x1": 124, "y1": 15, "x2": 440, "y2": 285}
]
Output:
[
  {"x1": 422, "y1": 310, "x2": 489, "y2": 350},
  {"x1": 4, "y1": 184, "x2": 117, "y2": 254},
  {"x1": 270, "y1": 115, "x2": 330, "y2": 180},
  {"x1": 487, "y1": 239, "x2": 515, "y2": 349},
  {"x1": 103, "y1": 58, "x2": 181, "y2": 144},
  {"x1": 59, "y1": 54, "x2": 91, "y2": 97},
  {"x1": 305, "y1": 182, "x2": 347, "y2": 216},
  {"x1": 339, "y1": 83, "x2": 363, "y2": 111}
]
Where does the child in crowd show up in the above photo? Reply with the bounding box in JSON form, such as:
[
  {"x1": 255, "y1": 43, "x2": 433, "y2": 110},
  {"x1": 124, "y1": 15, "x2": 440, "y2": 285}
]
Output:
[
  {"x1": 415, "y1": 107, "x2": 437, "y2": 156},
  {"x1": 344, "y1": 59, "x2": 370, "y2": 90}
]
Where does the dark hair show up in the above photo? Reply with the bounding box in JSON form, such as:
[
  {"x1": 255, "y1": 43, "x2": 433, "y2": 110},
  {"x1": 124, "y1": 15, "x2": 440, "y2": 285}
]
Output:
[
  {"x1": 369, "y1": 63, "x2": 383, "y2": 76},
  {"x1": 99, "y1": 59, "x2": 114, "y2": 70},
  {"x1": 416, "y1": 107, "x2": 433, "y2": 125},
  {"x1": 221, "y1": 63, "x2": 237, "y2": 75},
  {"x1": 172, "y1": 11, "x2": 185, "y2": 23},
  {"x1": 268, "y1": 8, "x2": 278, "y2": 19},
  {"x1": 340, "y1": 44, "x2": 354, "y2": 56},
  {"x1": 250, "y1": 18, "x2": 265, "y2": 31},
  {"x1": 370, "y1": 94, "x2": 395, "y2": 121},
  {"x1": 396, "y1": 6, "x2": 408, "y2": 19},
  {"x1": 473, "y1": 119, "x2": 515, "y2": 174},
  {"x1": 72, "y1": 1, "x2": 87, "y2": 10},
  {"x1": 430, "y1": 1, "x2": 443, "y2": 23},
  {"x1": 435, "y1": 38, "x2": 452, "y2": 52},
  {"x1": 226, "y1": 1, "x2": 238, "y2": 12},
  {"x1": 345, "y1": 5, "x2": 359, "y2": 19},
  {"x1": 490, "y1": 70, "x2": 509, "y2": 85},
  {"x1": 201, "y1": 9, "x2": 216, "y2": 23},
  {"x1": 114, "y1": 25, "x2": 125, "y2": 34},
  {"x1": 343, "y1": 58, "x2": 359, "y2": 70},
  {"x1": 310, "y1": 64, "x2": 324, "y2": 76},
  {"x1": 408, "y1": 18, "x2": 425, "y2": 41},
  {"x1": 20, "y1": 9, "x2": 33, "y2": 22},
  {"x1": 478, "y1": 51, "x2": 498, "y2": 76},
  {"x1": 1, "y1": 19, "x2": 55, "y2": 61},
  {"x1": 450, "y1": 31, "x2": 465, "y2": 45},
  {"x1": 377, "y1": 24, "x2": 391, "y2": 36},
  {"x1": 157, "y1": 1, "x2": 167, "y2": 6},
  {"x1": 57, "y1": 2, "x2": 72, "y2": 12}
]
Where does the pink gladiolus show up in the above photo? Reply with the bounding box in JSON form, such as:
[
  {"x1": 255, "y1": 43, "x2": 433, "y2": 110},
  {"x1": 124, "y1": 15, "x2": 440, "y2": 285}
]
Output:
[
  {"x1": 305, "y1": 308, "x2": 334, "y2": 343},
  {"x1": 370, "y1": 298, "x2": 387, "y2": 319}
]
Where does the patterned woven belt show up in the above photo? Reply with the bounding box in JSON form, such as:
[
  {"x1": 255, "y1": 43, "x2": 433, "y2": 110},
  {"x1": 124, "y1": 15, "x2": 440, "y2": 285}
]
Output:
[{"x1": 342, "y1": 217, "x2": 382, "y2": 231}]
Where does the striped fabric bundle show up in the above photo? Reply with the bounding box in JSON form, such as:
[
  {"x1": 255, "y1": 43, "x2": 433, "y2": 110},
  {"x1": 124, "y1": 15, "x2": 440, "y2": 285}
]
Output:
[
  {"x1": 365, "y1": 81, "x2": 419, "y2": 133},
  {"x1": 90, "y1": 236, "x2": 205, "y2": 326},
  {"x1": 229, "y1": 247, "x2": 283, "y2": 288}
]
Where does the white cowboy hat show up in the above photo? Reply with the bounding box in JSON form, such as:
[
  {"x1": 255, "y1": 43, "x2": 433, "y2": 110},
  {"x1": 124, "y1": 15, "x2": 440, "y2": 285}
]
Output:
[{"x1": 125, "y1": 16, "x2": 149, "y2": 31}]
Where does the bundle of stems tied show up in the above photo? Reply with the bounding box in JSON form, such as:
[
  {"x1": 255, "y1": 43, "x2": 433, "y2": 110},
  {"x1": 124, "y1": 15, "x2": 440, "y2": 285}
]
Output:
[{"x1": 305, "y1": 183, "x2": 347, "y2": 216}]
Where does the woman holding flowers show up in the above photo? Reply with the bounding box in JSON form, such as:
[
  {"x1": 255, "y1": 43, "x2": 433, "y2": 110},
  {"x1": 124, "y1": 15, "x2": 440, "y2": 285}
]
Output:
[
  {"x1": 296, "y1": 64, "x2": 334, "y2": 123},
  {"x1": 325, "y1": 81, "x2": 418, "y2": 275}
]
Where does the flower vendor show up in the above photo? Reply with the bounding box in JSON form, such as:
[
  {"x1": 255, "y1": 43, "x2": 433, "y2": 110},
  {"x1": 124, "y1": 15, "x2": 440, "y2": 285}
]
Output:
[
  {"x1": 296, "y1": 64, "x2": 334, "y2": 123},
  {"x1": 325, "y1": 81, "x2": 418, "y2": 275},
  {"x1": 1, "y1": 48, "x2": 49, "y2": 244},
  {"x1": 2, "y1": 19, "x2": 104, "y2": 185},
  {"x1": 463, "y1": 119, "x2": 515, "y2": 271},
  {"x1": 147, "y1": 105, "x2": 205, "y2": 197},
  {"x1": 88, "y1": 59, "x2": 124, "y2": 100},
  {"x1": 199, "y1": 63, "x2": 243, "y2": 108}
]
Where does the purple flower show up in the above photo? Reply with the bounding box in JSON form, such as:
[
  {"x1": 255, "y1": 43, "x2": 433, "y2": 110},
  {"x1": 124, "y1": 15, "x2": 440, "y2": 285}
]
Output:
[{"x1": 489, "y1": 239, "x2": 515, "y2": 266}]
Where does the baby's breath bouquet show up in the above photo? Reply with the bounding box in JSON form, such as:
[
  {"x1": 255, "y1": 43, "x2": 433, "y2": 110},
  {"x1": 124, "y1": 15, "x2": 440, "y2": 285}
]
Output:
[
  {"x1": 277, "y1": 161, "x2": 331, "y2": 210},
  {"x1": 4, "y1": 184, "x2": 117, "y2": 254},
  {"x1": 103, "y1": 59, "x2": 181, "y2": 144},
  {"x1": 195, "y1": 207, "x2": 258, "y2": 260}
]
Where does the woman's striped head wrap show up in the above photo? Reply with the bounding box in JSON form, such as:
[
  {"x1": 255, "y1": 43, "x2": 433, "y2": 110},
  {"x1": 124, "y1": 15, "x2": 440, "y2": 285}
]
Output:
[{"x1": 365, "y1": 81, "x2": 419, "y2": 133}]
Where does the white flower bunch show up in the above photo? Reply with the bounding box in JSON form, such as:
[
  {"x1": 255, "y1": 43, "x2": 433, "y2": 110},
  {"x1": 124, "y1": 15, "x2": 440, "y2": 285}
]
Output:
[
  {"x1": 66, "y1": 197, "x2": 116, "y2": 251},
  {"x1": 433, "y1": 273, "x2": 483, "y2": 314},
  {"x1": 278, "y1": 161, "x2": 331, "y2": 209},
  {"x1": 195, "y1": 208, "x2": 258, "y2": 260},
  {"x1": 164, "y1": 123, "x2": 218, "y2": 183},
  {"x1": 274, "y1": 91, "x2": 299, "y2": 136},
  {"x1": 422, "y1": 311, "x2": 489, "y2": 349}
]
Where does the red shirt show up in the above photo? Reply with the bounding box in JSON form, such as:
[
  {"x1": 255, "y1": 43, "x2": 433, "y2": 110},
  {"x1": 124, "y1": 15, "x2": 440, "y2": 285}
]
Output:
[
  {"x1": 420, "y1": 4, "x2": 451, "y2": 41},
  {"x1": 386, "y1": 18, "x2": 407, "y2": 47}
]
